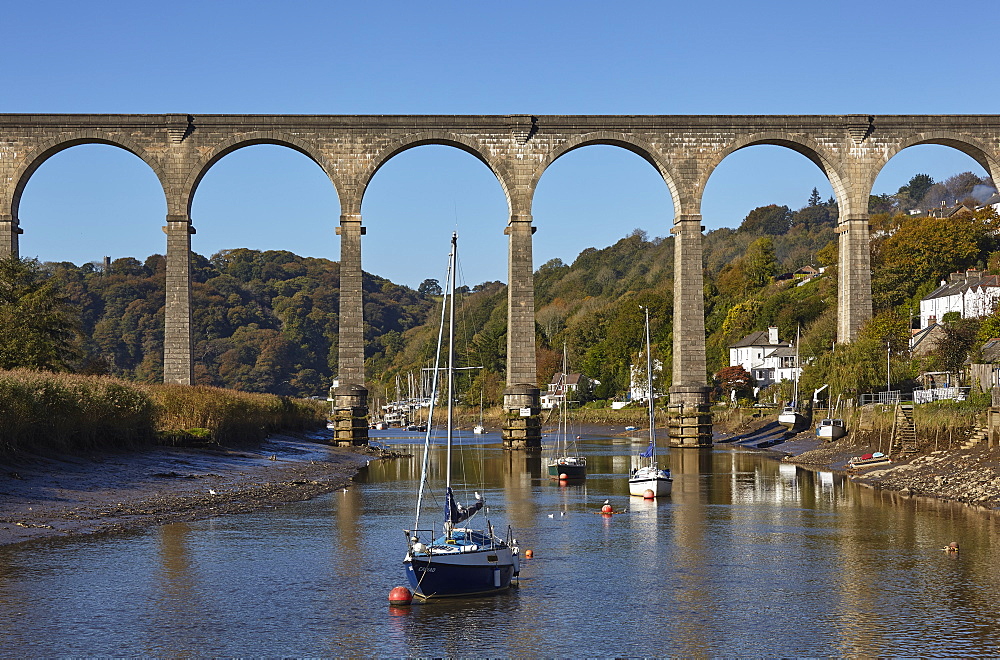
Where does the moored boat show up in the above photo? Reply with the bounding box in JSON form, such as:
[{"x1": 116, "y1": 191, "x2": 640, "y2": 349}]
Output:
[
  {"x1": 628, "y1": 306, "x2": 672, "y2": 498},
  {"x1": 848, "y1": 452, "x2": 890, "y2": 469},
  {"x1": 816, "y1": 418, "x2": 846, "y2": 440},
  {"x1": 402, "y1": 233, "x2": 520, "y2": 599},
  {"x1": 546, "y1": 343, "x2": 586, "y2": 480}
]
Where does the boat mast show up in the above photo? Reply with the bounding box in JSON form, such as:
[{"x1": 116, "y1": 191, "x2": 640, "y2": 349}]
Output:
[
  {"x1": 561, "y1": 342, "x2": 568, "y2": 454},
  {"x1": 793, "y1": 324, "x2": 800, "y2": 409},
  {"x1": 446, "y1": 232, "x2": 457, "y2": 491},
  {"x1": 643, "y1": 306, "x2": 655, "y2": 466}
]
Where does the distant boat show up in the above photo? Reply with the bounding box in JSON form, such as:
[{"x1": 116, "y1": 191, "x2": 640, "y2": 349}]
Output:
[
  {"x1": 547, "y1": 343, "x2": 586, "y2": 480},
  {"x1": 473, "y1": 384, "x2": 486, "y2": 434},
  {"x1": 628, "y1": 306, "x2": 672, "y2": 498},
  {"x1": 778, "y1": 325, "x2": 806, "y2": 430},
  {"x1": 848, "y1": 452, "x2": 889, "y2": 469},
  {"x1": 816, "y1": 418, "x2": 846, "y2": 440},
  {"x1": 403, "y1": 233, "x2": 520, "y2": 599}
]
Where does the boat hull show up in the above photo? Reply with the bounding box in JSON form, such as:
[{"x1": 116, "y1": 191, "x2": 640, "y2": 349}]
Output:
[
  {"x1": 547, "y1": 458, "x2": 586, "y2": 480},
  {"x1": 629, "y1": 467, "x2": 672, "y2": 497},
  {"x1": 778, "y1": 411, "x2": 806, "y2": 430},
  {"x1": 405, "y1": 547, "x2": 517, "y2": 598},
  {"x1": 816, "y1": 422, "x2": 846, "y2": 440}
]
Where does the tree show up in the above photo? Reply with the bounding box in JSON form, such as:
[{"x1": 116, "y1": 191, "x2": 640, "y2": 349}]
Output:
[
  {"x1": 714, "y1": 365, "x2": 754, "y2": 401},
  {"x1": 744, "y1": 236, "x2": 778, "y2": 289},
  {"x1": 740, "y1": 205, "x2": 792, "y2": 235},
  {"x1": 897, "y1": 173, "x2": 935, "y2": 210},
  {"x1": 808, "y1": 187, "x2": 822, "y2": 207},
  {"x1": 0, "y1": 256, "x2": 82, "y2": 371},
  {"x1": 418, "y1": 278, "x2": 442, "y2": 296}
]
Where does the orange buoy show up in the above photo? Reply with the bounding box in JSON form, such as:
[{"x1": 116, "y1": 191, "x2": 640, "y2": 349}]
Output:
[
  {"x1": 601, "y1": 504, "x2": 613, "y2": 514},
  {"x1": 388, "y1": 586, "x2": 413, "y2": 606},
  {"x1": 559, "y1": 473, "x2": 568, "y2": 480},
  {"x1": 643, "y1": 489, "x2": 655, "y2": 499},
  {"x1": 525, "y1": 549, "x2": 534, "y2": 558}
]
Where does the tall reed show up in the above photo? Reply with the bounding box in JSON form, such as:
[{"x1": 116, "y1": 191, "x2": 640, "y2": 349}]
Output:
[
  {"x1": 0, "y1": 369, "x2": 328, "y2": 458},
  {"x1": 0, "y1": 369, "x2": 155, "y2": 455}
]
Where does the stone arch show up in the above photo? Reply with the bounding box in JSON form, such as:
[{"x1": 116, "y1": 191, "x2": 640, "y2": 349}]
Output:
[
  {"x1": 10, "y1": 131, "x2": 168, "y2": 219},
  {"x1": 865, "y1": 130, "x2": 1000, "y2": 201},
  {"x1": 182, "y1": 132, "x2": 342, "y2": 217},
  {"x1": 697, "y1": 132, "x2": 854, "y2": 216},
  {"x1": 356, "y1": 132, "x2": 514, "y2": 216},
  {"x1": 529, "y1": 132, "x2": 682, "y2": 216}
]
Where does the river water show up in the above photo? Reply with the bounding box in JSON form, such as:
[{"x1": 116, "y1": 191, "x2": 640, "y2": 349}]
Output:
[{"x1": 1, "y1": 430, "x2": 999, "y2": 656}]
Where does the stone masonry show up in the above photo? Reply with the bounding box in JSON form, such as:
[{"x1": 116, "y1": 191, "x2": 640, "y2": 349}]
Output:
[{"x1": 5, "y1": 114, "x2": 1000, "y2": 446}]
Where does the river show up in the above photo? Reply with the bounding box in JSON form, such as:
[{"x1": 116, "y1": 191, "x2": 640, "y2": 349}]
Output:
[{"x1": 1, "y1": 430, "x2": 998, "y2": 656}]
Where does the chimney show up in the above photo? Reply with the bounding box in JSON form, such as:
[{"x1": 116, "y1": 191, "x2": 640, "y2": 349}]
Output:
[
  {"x1": 768, "y1": 326, "x2": 779, "y2": 345},
  {"x1": 103, "y1": 256, "x2": 111, "y2": 271},
  {"x1": 967, "y1": 268, "x2": 982, "y2": 284}
]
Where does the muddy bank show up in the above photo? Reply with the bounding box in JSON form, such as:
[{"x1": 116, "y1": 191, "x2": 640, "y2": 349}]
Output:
[
  {"x1": 0, "y1": 433, "x2": 377, "y2": 547},
  {"x1": 715, "y1": 414, "x2": 1000, "y2": 510}
]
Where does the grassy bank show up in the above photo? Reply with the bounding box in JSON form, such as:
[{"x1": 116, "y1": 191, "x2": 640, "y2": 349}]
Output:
[
  {"x1": 0, "y1": 369, "x2": 327, "y2": 459},
  {"x1": 714, "y1": 401, "x2": 987, "y2": 453}
]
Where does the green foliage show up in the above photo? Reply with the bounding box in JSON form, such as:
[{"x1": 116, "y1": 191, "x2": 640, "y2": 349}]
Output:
[
  {"x1": 0, "y1": 256, "x2": 82, "y2": 371},
  {"x1": 739, "y1": 204, "x2": 791, "y2": 235}
]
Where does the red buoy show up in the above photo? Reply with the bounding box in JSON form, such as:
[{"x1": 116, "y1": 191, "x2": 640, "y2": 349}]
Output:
[
  {"x1": 388, "y1": 586, "x2": 413, "y2": 606},
  {"x1": 643, "y1": 489, "x2": 655, "y2": 499},
  {"x1": 601, "y1": 504, "x2": 613, "y2": 514},
  {"x1": 559, "y1": 473, "x2": 568, "y2": 480},
  {"x1": 525, "y1": 549, "x2": 534, "y2": 558}
]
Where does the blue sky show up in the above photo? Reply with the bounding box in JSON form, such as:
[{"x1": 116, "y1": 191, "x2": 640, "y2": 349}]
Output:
[{"x1": 5, "y1": 0, "x2": 997, "y2": 287}]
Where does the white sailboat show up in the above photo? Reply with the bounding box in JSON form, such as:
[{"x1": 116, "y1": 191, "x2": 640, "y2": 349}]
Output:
[
  {"x1": 546, "y1": 343, "x2": 586, "y2": 480},
  {"x1": 628, "y1": 306, "x2": 672, "y2": 497},
  {"x1": 473, "y1": 384, "x2": 486, "y2": 434},
  {"x1": 402, "y1": 233, "x2": 520, "y2": 599},
  {"x1": 778, "y1": 325, "x2": 806, "y2": 430}
]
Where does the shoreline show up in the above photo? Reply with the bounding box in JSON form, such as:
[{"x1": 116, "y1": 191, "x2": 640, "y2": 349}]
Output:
[
  {"x1": 0, "y1": 432, "x2": 374, "y2": 547},
  {"x1": 3, "y1": 417, "x2": 998, "y2": 548},
  {"x1": 715, "y1": 416, "x2": 1000, "y2": 511}
]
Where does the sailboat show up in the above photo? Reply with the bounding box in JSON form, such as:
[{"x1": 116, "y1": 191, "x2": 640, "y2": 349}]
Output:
[
  {"x1": 473, "y1": 384, "x2": 486, "y2": 434},
  {"x1": 546, "y1": 343, "x2": 587, "y2": 480},
  {"x1": 777, "y1": 326, "x2": 806, "y2": 430},
  {"x1": 628, "y1": 306, "x2": 672, "y2": 497},
  {"x1": 403, "y1": 233, "x2": 520, "y2": 599}
]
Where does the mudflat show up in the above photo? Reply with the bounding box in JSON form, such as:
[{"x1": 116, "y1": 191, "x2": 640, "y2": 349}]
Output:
[{"x1": 0, "y1": 434, "x2": 372, "y2": 547}]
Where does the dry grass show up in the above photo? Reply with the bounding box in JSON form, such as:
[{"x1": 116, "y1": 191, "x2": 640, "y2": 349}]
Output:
[{"x1": 0, "y1": 369, "x2": 327, "y2": 458}]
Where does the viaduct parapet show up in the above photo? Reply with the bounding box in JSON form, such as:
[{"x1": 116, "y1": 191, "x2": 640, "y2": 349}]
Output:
[{"x1": 5, "y1": 114, "x2": 1000, "y2": 447}]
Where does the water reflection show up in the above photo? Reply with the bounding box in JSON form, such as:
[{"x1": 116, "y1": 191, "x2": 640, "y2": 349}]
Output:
[{"x1": 0, "y1": 433, "x2": 998, "y2": 656}]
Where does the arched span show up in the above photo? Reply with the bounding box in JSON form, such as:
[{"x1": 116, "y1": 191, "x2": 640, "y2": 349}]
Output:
[
  {"x1": 866, "y1": 131, "x2": 1000, "y2": 199},
  {"x1": 697, "y1": 132, "x2": 852, "y2": 216},
  {"x1": 357, "y1": 132, "x2": 514, "y2": 216},
  {"x1": 183, "y1": 132, "x2": 341, "y2": 217},
  {"x1": 10, "y1": 132, "x2": 168, "y2": 219},
  {"x1": 529, "y1": 132, "x2": 681, "y2": 216}
]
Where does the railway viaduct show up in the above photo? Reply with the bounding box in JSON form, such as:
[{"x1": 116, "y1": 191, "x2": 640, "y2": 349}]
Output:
[{"x1": 3, "y1": 114, "x2": 1000, "y2": 448}]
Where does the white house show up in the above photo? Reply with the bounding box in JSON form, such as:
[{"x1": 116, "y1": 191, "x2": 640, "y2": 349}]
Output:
[
  {"x1": 729, "y1": 327, "x2": 799, "y2": 389},
  {"x1": 628, "y1": 358, "x2": 663, "y2": 403},
  {"x1": 920, "y1": 269, "x2": 1000, "y2": 328},
  {"x1": 541, "y1": 372, "x2": 596, "y2": 409}
]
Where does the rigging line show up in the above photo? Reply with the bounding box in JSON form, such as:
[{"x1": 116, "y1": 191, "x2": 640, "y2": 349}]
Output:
[{"x1": 413, "y1": 242, "x2": 454, "y2": 533}]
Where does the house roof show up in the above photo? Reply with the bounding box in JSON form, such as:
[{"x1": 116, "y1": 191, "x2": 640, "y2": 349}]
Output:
[
  {"x1": 550, "y1": 372, "x2": 584, "y2": 386},
  {"x1": 922, "y1": 271, "x2": 1000, "y2": 301},
  {"x1": 982, "y1": 338, "x2": 1000, "y2": 363},
  {"x1": 730, "y1": 330, "x2": 789, "y2": 349},
  {"x1": 911, "y1": 323, "x2": 945, "y2": 356}
]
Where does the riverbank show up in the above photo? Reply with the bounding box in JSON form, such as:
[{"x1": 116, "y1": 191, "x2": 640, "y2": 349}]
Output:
[
  {"x1": 716, "y1": 415, "x2": 1000, "y2": 510},
  {"x1": 0, "y1": 432, "x2": 373, "y2": 547}
]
